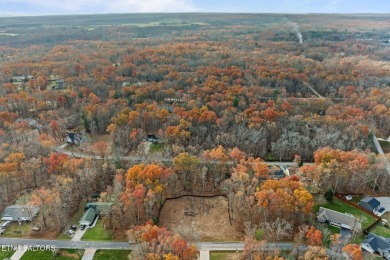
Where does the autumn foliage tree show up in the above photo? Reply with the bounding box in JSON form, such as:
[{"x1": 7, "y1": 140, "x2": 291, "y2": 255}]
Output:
[
  {"x1": 120, "y1": 164, "x2": 171, "y2": 225},
  {"x1": 44, "y1": 153, "x2": 68, "y2": 174},
  {"x1": 173, "y1": 152, "x2": 199, "y2": 191},
  {"x1": 342, "y1": 244, "x2": 363, "y2": 260},
  {"x1": 255, "y1": 176, "x2": 313, "y2": 224},
  {"x1": 303, "y1": 147, "x2": 381, "y2": 193},
  {"x1": 94, "y1": 141, "x2": 108, "y2": 158},
  {"x1": 306, "y1": 226, "x2": 323, "y2": 246},
  {"x1": 127, "y1": 222, "x2": 197, "y2": 260}
]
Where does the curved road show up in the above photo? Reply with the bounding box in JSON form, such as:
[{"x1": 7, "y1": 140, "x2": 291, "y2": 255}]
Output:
[
  {"x1": 303, "y1": 81, "x2": 325, "y2": 99},
  {"x1": 55, "y1": 144, "x2": 313, "y2": 167},
  {"x1": 372, "y1": 134, "x2": 390, "y2": 177}
]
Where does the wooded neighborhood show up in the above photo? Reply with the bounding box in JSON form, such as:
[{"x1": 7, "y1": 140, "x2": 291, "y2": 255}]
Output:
[{"x1": 0, "y1": 12, "x2": 389, "y2": 260}]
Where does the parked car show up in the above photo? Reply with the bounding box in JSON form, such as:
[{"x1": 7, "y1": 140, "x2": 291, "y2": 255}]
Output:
[
  {"x1": 70, "y1": 225, "x2": 77, "y2": 230},
  {"x1": 378, "y1": 207, "x2": 385, "y2": 213},
  {"x1": 66, "y1": 230, "x2": 74, "y2": 236},
  {"x1": 1, "y1": 221, "x2": 11, "y2": 229},
  {"x1": 80, "y1": 225, "x2": 86, "y2": 230}
]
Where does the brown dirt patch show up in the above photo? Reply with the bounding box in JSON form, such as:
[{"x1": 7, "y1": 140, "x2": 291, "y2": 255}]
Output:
[
  {"x1": 159, "y1": 196, "x2": 242, "y2": 241},
  {"x1": 59, "y1": 251, "x2": 80, "y2": 259}
]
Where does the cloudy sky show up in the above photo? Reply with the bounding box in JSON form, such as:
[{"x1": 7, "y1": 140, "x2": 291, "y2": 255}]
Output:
[{"x1": 0, "y1": 0, "x2": 389, "y2": 16}]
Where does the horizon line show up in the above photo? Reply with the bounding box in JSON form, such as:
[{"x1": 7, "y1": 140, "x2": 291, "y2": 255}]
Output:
[{"x1": 1, "y1": 12, "x2": 390, "y2": 18}]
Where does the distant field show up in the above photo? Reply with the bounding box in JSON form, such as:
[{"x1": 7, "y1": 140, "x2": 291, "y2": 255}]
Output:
[
  {"x1": 0, "y1": 32, "x2": 19, "y2": 36},
  {"x1": 120, "y1": 21, "x2": 209, "y2": 27}
]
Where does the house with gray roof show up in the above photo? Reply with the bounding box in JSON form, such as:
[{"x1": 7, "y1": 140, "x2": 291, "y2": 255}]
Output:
[
  {"x1": 79, "y1": 207, "x2": 98, "y2": 226},
  {"x1": 361, "y1": 233, "x2": 390, "y2": 260},
  {"x1": 1, "y1": 205, "x2": 40, "y2": 222},
  {"x1": 359, "y1": 197, "x2": 381, "y2": 212},
  {"x1": 85, "y1": 202, "x2": 113, "y2": 215},
  {"x1": 317, "y1": 207, "x2": 360, "y2": 232}
]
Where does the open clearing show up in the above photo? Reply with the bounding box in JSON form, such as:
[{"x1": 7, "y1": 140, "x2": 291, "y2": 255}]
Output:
[
  {"x1": 210, "y1": 251, "x2": 243, "y2": 260},
  {"x1": 159, "y1": 196, "x2": 242, "y2": 241}
]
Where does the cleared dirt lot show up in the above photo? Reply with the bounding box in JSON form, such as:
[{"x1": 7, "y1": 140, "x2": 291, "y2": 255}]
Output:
[{"x1": 159, "y1": 196, "x2": 242, "y2": 241}]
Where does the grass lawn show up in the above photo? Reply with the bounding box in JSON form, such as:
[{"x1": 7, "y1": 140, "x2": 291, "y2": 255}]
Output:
[
  {"x1": 57, "y1": 233, "x2": 72, "y2": 240},
  {"x1": 350, "y1": 195, "x2": 364, "y2": 205},
  {"x1": 0, "y1": 249, "x2": 15, "y2": 259},
  {"x1": 352, "y1": 234, "x2": 365, "y2": 244},
  {"x1": 81, "y1": 220, "x2": 112, "y2": 241},
  {"x1": 315, "y1": 197, "x2": 377, "y2": 229},
  {"x1": 371, "y1": 225, "x2": 390, "y2": 237},
  {"x1": 3, "y1": 222, "x2": 32, "y2": 238},
  {"x1": 20, "y1": 249, "x2": 84, "y2": 260},
  {"x1": 382, "y1": 212, "x2": 390, "y2": 222},
  {"x1": 21, "y1": 250, "x2": 56, "y2": 260},
  {"x1": 210, "y1": 251, "x2": 242, "y2": 260},
  {"x1": 56, "y1": 249, "x2": 84, "y2": 260},
  {"x1": 326, "y1": 225, "x2": 340, "y2": 234},
  {"x1": 150, "y1": 142, "x2": 163, "y2": 153},
  {"x1": 93, "y1": 250, "x2": 130, "y2": 260}
]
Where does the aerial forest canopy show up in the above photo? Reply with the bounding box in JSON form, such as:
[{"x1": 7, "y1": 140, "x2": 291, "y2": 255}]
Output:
[{"x1": 0, "y1": 13, "x2": 389, "y2": 259}]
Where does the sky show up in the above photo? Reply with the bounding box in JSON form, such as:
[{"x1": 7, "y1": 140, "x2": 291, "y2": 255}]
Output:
[{"x1": 0, "y1": 0, "x2": 389, "y2": 16}]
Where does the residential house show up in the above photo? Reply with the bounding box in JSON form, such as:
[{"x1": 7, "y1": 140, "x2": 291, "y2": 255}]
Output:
[
  {"x1": 79, "y1": 207, "x2": 98, "y2": 226},
  {"x1": 361, "y1": 233, "x2": 390, "y2": 260},
  {"x1": 85, "y1": 202, "x2": 113, "y2": 215},
  {"x1": 91, "y1": 191, "x2": 101, "y2": 201},
  {"x1": 1, "y1": 205, "x2": 40, "y2": 222},
  {"x1": 66, "y1": 132, "x2": 84, "y2": 145},
  {"x1": 11, "y1": 75, "x2": 33, "y2": 83},
  {"x1": 269, "y1": 169, "x2": 286, "y2": 180},
  {"x1": 146, "y1": 134, "x2": 158, "y2": 143},
  {"x1": 317, "y1": 207, "x2": 360, "y2": 232},
  {"x1": 51, "y1": 79, "x2": 65, "y2": 90},
  {"x1": 164, "y1": 98, "x2": 185, "y2": 104},
  {"x1": 359, "y1": 197, "x2": 381, "y2": 212}
]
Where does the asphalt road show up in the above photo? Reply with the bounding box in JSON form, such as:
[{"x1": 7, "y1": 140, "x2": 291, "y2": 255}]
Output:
[
  {"x1": 55, "y1": 144, "x2": 313, "y2": 167},
  {"x1": 196, "y1": 242, "x2": 293, "y2": 251},
  {"x1": 0, "y1": 238, "x2": 132, "y2": 250},
  {"x1": 0, "y1": 238, "x2": 297, "y2": 252},
  {"x1": 372, "y1": 135, "x2": 390, "y2": 177}
]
